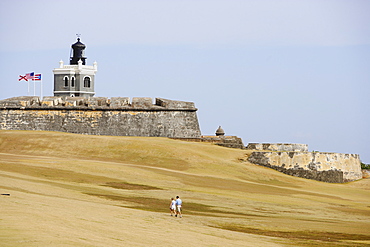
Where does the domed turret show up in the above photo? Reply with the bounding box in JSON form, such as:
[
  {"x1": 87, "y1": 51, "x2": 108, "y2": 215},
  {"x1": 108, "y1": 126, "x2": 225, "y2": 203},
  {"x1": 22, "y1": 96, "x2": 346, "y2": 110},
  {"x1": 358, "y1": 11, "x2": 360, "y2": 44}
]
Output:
[
  {"x1": 215, "y1": 126, "x2": 225, "y2": 136},
  {"x1": 70, "y1": 38, "x2": 86, "y2": 65}
]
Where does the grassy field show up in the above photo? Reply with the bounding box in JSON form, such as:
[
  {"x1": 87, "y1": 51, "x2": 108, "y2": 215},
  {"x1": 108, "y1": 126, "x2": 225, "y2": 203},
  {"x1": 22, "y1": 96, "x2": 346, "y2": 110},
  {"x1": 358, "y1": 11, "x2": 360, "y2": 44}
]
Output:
[{"x1": 0, "y1": 130, "x2": 369, "y2": 246}]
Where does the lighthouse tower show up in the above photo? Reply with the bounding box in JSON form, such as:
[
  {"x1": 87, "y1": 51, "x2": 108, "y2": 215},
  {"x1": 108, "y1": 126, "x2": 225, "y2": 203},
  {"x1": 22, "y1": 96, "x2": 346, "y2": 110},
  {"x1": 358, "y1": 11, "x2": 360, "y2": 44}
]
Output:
[{"x1": 53, "y1": 38, "x2": 97, "y2": 98}]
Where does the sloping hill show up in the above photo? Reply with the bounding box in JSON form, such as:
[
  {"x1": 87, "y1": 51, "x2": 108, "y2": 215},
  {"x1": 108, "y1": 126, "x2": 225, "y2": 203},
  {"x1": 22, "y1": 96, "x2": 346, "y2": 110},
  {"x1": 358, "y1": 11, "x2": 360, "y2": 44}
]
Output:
[{"x1": 0, "y1": 130, "x2": 369, "y2": 246}]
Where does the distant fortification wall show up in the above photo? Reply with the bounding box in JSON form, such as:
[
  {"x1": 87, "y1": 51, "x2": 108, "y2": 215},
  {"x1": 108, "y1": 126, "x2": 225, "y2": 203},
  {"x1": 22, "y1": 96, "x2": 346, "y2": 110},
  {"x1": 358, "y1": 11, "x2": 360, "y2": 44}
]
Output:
[
  {"x1": 200, "y1": 135, "x2": 245, "y2": 149},
  {"x1": 172, "y1": 135, "x2": 245, "y2": 149},
  {"x1": 0, "y1": 96, "x2": 201, "y2": 138},
  {"x1": 247, "y1": 151, "x2": 362, "y2": 183},
  {"x1": 246, "y1": 143, "x2": 308, "y2": 152}
]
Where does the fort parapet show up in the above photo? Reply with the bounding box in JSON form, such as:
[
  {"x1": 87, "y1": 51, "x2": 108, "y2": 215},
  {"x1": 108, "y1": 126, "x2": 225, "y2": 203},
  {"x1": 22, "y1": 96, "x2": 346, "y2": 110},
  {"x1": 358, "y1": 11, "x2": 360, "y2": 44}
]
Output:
[
  {"x1": 247, "y1": 143, "x2": 308, "y2": 152},
  {"x1": 172, "y1": 135, "x2": 245, "y2": 149},
  {"x1": 247, "y1": 149, "x2": 362, "y2": 183},
  {"x1": 0, "y1": 96, "x2": 201, "y2": 138}
]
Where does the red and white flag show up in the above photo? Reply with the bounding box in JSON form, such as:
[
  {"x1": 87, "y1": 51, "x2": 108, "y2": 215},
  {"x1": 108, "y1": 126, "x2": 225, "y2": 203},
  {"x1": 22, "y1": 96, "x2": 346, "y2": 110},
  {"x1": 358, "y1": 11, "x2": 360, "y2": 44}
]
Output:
[
  {"x1": 33, "y1": 74, "x2": 42, "y2": 81},
  {"x1": 19, "y1": 72, "x2": 41, "y2": 81}
]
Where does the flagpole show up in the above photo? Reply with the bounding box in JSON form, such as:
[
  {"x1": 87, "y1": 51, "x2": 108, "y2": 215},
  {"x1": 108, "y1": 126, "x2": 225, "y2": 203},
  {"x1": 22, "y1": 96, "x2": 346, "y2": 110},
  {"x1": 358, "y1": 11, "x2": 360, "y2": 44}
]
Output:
[
  {"x1": 28, "y1": 81, "x2": 30, "y2": 96},
  {"x1": 40, "y1": 78, "x2": 43, "y2": 100}
]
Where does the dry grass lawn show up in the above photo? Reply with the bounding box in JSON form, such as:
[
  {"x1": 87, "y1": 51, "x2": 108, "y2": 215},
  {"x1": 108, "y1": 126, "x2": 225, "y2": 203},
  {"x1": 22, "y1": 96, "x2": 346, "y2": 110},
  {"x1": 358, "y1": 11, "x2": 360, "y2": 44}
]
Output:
[{"x1": 0, "y1": 130, "x2": 369, "y2": 246}]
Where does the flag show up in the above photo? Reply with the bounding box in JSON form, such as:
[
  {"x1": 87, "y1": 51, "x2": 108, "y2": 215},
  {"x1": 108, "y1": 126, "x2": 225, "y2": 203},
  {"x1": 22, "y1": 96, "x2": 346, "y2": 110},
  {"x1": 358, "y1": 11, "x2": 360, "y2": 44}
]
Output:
[
  {"x1": 19, "y1": 75, "x2": 28, "y2": 81},
  {"x1": 18, "y1": 72, "x2": 40, "y2": 82},
  {"x1": 25, "y1": 72, "x2": 34, "y2": 80},
  {"x1": 33, "y1": 74, "x2": 42, "y2": 81}
]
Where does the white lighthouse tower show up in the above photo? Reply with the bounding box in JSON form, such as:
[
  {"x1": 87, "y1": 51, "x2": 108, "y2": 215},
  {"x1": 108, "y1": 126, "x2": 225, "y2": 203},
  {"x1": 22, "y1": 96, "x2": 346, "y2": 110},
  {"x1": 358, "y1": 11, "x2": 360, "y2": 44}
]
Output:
[{"x1": 53, "y1": 38, "x2": 97, "y2": 98}]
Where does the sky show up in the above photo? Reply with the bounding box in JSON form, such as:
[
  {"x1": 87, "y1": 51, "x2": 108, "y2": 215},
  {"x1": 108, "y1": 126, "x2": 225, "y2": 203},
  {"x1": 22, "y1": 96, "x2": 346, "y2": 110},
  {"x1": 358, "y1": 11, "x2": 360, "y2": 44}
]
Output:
[{"x1": 1, "y1": 0, "x2": 369, "y2": 163}]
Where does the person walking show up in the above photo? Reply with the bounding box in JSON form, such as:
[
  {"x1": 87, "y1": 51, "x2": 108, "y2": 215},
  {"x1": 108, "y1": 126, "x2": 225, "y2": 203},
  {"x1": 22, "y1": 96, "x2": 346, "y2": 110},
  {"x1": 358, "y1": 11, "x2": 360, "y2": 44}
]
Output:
[
  {"x1": 175, "y1": 196, "x2": 182, "y2": 218},
  {"x1": 169, "y1": 198, "x2": 176, "y2": 216}
]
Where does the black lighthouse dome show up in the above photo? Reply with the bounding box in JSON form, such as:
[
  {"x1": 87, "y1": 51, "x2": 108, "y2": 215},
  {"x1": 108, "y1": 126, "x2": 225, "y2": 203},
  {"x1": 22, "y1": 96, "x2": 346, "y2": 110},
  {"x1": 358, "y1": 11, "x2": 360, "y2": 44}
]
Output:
[{"x1": 70, "y1": 38, "x2": 87, "y2": 65}]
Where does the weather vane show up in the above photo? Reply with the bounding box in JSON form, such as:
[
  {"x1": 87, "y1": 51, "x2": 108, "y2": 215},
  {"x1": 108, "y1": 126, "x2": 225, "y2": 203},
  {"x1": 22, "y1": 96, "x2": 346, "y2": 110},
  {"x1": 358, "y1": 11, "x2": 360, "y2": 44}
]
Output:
[{"x1": 76, "y1": 33, "x2": 81, "y2": 39}]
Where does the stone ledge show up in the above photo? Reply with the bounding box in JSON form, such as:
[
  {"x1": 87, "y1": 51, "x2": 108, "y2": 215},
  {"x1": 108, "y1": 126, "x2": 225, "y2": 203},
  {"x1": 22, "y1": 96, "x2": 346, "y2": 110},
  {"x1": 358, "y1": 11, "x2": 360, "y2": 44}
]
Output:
[
  {"x1": 171, "y1": 135, "x2": 245, "y2": 149},
  {"x1": 0, "y1": 96, "x2": 197, "y2": 111},
  {"x1": 246, "y1": 143, "x2": 308, "y2": 152}
]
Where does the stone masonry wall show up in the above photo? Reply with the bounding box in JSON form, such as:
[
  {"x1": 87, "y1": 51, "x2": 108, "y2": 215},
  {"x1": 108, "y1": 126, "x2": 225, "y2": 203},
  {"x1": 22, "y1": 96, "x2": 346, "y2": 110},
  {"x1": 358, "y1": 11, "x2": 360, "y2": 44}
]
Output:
[
  {"x1": 200, "y1": 136, "x2": 245, "y2": 149},
  {"x1": 247, "y1": 151, "x2": 362, "y2": 183},
  {"x1": 172, "y1": 136, "x2": 245, "y2": 149},
  {"x1": 246, "y1": 143, "x2": 308, "y2": 152},
  {"x1": 0, "y1": 96, "x2": 201, "y2": 138}
]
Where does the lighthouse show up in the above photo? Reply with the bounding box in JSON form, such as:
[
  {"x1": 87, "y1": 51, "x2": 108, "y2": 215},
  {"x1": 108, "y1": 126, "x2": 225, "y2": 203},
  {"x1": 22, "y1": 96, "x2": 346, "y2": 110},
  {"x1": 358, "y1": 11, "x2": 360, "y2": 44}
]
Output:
[{"x1": 53, "y1": 38, "x2": 97, "y2": 98}]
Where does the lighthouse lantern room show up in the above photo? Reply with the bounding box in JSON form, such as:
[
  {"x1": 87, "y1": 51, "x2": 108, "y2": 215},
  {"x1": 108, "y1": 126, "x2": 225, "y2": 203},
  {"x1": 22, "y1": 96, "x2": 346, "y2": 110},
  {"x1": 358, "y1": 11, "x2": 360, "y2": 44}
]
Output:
[{"x1": 53, "y1": 38, "x2": 97, "y2": 98}]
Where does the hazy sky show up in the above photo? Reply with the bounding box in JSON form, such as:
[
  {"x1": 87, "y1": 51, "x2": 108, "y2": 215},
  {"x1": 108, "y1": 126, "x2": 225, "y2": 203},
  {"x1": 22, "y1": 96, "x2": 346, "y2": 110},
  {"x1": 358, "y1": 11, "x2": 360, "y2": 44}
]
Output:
[{"x1": 1, "y1": 0, "x2": 369, "y2": 163}]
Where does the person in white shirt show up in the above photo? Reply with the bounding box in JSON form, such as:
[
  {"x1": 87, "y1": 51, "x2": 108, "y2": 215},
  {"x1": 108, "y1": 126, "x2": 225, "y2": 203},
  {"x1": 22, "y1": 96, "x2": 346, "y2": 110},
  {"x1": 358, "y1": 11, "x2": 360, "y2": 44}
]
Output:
[
  {"x1": 169, "y1": 198, "x2": 176, "y2": 216},
  {"x1": 175, "y1": 196, "x2": 182, "y2": 218}
]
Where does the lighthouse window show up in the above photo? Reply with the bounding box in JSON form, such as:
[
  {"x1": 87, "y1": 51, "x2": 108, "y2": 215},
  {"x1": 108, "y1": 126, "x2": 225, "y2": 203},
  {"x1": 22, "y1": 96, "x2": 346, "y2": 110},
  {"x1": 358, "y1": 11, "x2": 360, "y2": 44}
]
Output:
[
  {"x1": 71, "y1": 77, "x2": 75, "y2": 87},
  {"x1": 84, "y1": 77, "x2": 91, "y2": 88},
  {"x1": 64, "y1": 76, "x2": 69, "y2": 87}
]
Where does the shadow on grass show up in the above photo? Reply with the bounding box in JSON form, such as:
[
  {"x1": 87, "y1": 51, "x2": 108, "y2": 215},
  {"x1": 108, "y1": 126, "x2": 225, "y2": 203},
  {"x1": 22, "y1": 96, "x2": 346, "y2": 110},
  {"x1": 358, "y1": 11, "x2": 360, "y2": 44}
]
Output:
[
  {"x1": 212, "y1": 224, "x2": 370, "y2": 247},
  {"x1": 86, "y1": 193, "x2": 260, "y2": 217},
  {"x1": 102, "y1": 182, "x2": 162, "y2": 190}
]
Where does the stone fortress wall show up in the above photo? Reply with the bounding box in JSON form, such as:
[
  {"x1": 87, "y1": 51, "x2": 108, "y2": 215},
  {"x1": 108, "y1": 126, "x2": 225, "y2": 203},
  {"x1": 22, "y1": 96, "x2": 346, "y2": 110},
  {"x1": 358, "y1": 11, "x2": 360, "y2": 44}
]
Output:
[
  {"x1": 172, "y1": 135, "x2": 245, "y2": 149},
  {"x1": 0, "y1": 96, "x2": 201, "y2": 138},
  {"x1": 246, "y1": 143, "x2": 362, "y2": 183},
  {"x1": 0, "y1": 96, "x2": 363, "y2": 183},
  {"x1": 246, "y1": 143, "x2": 308, "y2": 152}
]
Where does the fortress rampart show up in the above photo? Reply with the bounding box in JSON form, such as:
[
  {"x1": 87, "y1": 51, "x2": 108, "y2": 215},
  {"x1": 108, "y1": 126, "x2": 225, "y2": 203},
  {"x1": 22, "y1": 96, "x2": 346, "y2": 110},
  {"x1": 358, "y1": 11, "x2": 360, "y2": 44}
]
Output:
[
  {"x1": 172, "y1": 135, "x2": 245, "y2": 149},
  {"x1": 1, "y1": 95, "x2": 363, "y2": 183},
  {"x1": 246, "y1": 143, "x2": 308, "y2": 152},
  {"x1": 0, "y1": 96, "x2": 201, "y2": 138},
  {"x1": 247, "y1": 151, "x2": 362, "y2": 183}
]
